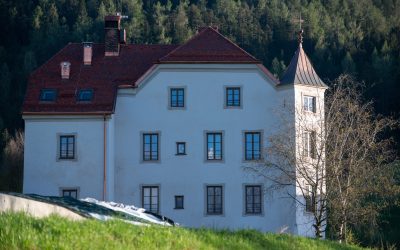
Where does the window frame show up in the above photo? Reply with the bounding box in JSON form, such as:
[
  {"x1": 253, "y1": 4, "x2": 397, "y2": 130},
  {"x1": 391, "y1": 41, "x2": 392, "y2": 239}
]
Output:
[
  {"x1": 77, "y1": 89, "x2": 94, "y2": 102},
  {"x1": 176, "y1": 142, "x2": 186, "y2": 155},
  {"x1": 174, "y1": 195, "x2": 184, "y2": 209},
  {"x1": 244, "y1": 185, "x2": 263, "y2": 215},
  {"x1": 141, "y1": 185, "x2": 160, "y2": 214},
  {"x1": 303, "y1": 95, "x2": 316, "y2": 113},
  {"x1": 57, "y1": 134, "x2": 77, "y2": 161},
  {"x1": 224, "y1": 86, "x2": 242, "y2": 109},
  {"x1": 39, "y1": 88, "x2": 57, "y2": 102},
  {"x1": 244, "y1": 131, "x2": 262, "y2": 161},
  {"x1": 206, "y1": 185, "x2": 224, "y2": 215},
  {"x1": 304, "y1": 184, "x2": 316, "y2": 214},
  {"x1": 142, "y1": 132, "x2": 160, "y2": 162},
  {"x1": 60, "y1": 187, "x2": 79, "y2": 199},
  {"x1": 303, "y1": 130, "x2": 316, "y2": 159},
  {"x1": 168, "y1": 87, "x2": 186, "y2": 109},
  {"x1": 205, "y1": 132, "x2": 223, "y2": 161}
]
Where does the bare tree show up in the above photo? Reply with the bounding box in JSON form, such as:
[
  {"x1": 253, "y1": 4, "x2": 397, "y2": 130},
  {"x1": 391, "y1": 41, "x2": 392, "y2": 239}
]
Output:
[
  {"x1": 246, "y1": 75, "x2": 399, "y2": 240},
  {"x1": 1, "y1": 130, "x2": 24, "y2": 192},
  {"x1": 325, "y1": 76, "x2": 399, "y2": 243}
]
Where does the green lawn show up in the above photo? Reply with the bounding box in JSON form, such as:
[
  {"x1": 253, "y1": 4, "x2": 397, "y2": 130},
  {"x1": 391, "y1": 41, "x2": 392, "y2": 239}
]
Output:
[{"x1": 0, "y1": 212, "x2": 363, "y2": 250}]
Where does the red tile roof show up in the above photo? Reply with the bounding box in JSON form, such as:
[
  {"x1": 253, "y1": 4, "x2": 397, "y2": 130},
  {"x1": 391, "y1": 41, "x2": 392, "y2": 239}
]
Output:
[
  {"x1": 159, "y1": 27, "x2": 260, "y2": 63},
  {"x1": 22, "y1": 27, "x2": 273, "y2": 115},
  {"x1": 23, "y1": 43, "x2": 178, "y2": 114}
]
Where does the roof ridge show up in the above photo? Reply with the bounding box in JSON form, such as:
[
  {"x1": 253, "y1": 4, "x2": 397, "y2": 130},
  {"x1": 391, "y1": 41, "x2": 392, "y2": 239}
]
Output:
[
  {"x1": 210, "y1": 27, "x2": 260, "y2": 62},
  {"x1": 29, "y1": 43, "x2": 74, "y2": 79},
  {"x1": 158, "y1": 28, "x2": 208, "y2": 62},
  {"x1": 158, "y1": 27, "x2": 260, "y2": 63}
]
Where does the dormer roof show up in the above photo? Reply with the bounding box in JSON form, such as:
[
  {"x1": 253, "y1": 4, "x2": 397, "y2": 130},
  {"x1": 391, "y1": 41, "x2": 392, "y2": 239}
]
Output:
[{"x1": 280, "y1": 44, "x2": 327, "y2": 88}]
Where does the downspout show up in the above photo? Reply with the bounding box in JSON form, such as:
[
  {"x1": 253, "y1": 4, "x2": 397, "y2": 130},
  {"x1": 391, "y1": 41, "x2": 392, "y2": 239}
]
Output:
[{"x1": 103, "y1": 114, "x2": 107, "y2": 201}]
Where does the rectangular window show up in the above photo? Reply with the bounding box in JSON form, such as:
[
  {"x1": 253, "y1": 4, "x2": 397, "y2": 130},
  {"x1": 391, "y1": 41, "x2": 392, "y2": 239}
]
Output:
[
  {"x1": 303, "y1": 131, "x2": 316, "y2": 158},
  {"x1": 62, "y1": 188, "x2": 78, "y2": 199},
  {"x1": 174, "y1": 196, "x2": 184, "y2": 209},
  {"x1": 176, "y1": 142, "x2": 186, "y2": 155},
  {"x1": 206, "y1": 133, "x2": 223, "y2": 160},
  {"x1": 245, "y1": 132, "x2": 261, "y2": 160},
  {"x1": 77, "y1": 89, "x2": 94, "y2": 102},
  {"x1": 226, "y1": 87, "x2": 241, "y2": 107},
  {"x1": 142, "y1": 186, "x2": 159, "y2": 214},
  {"x1": 305, "y1": 185, "x2": 316, "y2": 213},
  {"x1": 245, "y1": 185, "x2": 262, "y2": 214},
  {"x1": 59, "y1": 135, "x2": 75, "y2": 159},
  {"x1": 207, "y1": 186, "x2": 223, "y2": 215},
  {"x1": 143, "y1": 133, "x2": 159, "y2": 161},
  {"x1": 170, "y1": 88, "x2": 185, "y2": 108},
  {"x1": 303, "y1": 96, "x2": 316, "y2": 112},
  {"x1": 40, "y1": 89, "x2": 57, "y2": 102}
]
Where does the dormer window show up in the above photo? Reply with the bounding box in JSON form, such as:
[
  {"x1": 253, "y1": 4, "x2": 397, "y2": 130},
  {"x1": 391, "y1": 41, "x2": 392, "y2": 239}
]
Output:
[
  {"x1": 40, "y1": 89, "x2": 57, "y2": 102},
  {"x1": 77, "y1": 89, "x2": 94, "y2": 102}
]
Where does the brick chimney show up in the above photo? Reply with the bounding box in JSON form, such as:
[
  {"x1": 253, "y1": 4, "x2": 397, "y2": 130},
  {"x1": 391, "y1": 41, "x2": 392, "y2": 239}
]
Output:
[
  {"x1": 83, "y1": 42, "x2": 93, "y2": 65},
  {"x1": 60, "y1": 61, "x2": 71, "y2": 79},
  {"x1": 104, "y1": 14, "x2": 121, "y2": 56}
]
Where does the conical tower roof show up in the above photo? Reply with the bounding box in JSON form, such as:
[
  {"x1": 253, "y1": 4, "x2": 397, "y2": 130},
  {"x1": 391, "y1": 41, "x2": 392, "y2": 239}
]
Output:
[{"x1": 280, "y1": 31, "x2": 327, "y2": 88}]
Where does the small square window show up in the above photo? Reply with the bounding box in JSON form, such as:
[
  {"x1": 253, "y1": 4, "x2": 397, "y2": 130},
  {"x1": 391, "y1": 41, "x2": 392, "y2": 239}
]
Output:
[
  {"x1": 226, "y1": 87, "x2": 241, "y2": 107},
  {"x1": 176, "y1": 142, "x2": 186, "y2": 155},
  {"x1": 62, "y1": 188, "x2": 78, "y2": 199},
  {"x1": 77, "y1": 89, "x2": 94, "y2": 102},
  {"x1": 175, "y1": 196, "x2": 184, "y2": 209},
  {"x1": 170, "y1": 88, "x2": 185, "y2": 108},
  {"x1": 40, "y1": 89, "x2": 57, "y2": 102}
]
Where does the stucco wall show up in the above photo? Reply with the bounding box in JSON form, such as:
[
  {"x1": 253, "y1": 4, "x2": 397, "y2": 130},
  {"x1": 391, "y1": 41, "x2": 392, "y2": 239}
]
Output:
[
  {"x1": 23, "y1": 117, "x2": 106, "y2": 200},
  {"x1": 113, "y1": 64, "x2": 298, "y2": 232}
]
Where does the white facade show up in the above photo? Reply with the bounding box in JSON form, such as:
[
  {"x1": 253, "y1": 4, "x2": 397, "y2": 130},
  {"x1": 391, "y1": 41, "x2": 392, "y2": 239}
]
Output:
[{"x1": 23, "y1": 63, "x2": 325, "y2": 235}]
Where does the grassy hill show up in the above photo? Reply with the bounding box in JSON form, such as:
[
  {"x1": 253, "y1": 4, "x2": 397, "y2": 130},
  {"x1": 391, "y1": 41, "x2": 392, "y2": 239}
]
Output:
[{"x1": 0, "y1": 212, "x2": 363, "y2": 250}]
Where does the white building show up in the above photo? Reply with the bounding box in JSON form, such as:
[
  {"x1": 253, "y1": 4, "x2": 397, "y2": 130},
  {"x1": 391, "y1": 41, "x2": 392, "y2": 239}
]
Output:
[{"x1": 22, "y1": 15, "x2": 327, "y2": 236}]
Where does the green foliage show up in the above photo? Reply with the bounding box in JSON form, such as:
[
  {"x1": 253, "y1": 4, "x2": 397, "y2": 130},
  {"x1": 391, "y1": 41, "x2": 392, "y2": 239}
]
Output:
[{"x1": 0, "y1": 212, "x2": 364, "y2": 250}]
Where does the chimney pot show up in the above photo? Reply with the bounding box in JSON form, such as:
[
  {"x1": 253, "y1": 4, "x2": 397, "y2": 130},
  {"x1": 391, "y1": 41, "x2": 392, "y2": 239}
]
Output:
[
  {"x1": 83, "y1": 42, "x2": 93, "y2": 65},
  {"x1": 60, "y1": 61, "x2": 71, "y2": 79}
]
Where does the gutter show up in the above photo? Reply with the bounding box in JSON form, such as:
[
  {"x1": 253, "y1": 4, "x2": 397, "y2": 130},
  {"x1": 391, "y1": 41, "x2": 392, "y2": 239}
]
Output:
[{"x1": 103, "y1": 114, "x2": 107, "y2": 201}]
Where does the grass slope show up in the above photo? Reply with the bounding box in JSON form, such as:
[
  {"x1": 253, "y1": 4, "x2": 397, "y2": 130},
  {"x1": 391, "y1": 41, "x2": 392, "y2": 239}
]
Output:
[{"x1": 0, "y1": 212, "x2": 363, "y2": 250}]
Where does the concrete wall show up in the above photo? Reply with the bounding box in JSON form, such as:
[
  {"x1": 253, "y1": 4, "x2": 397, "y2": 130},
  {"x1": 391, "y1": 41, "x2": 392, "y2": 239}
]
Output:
[{"x1": 0, "y1": 193, "x2": 84, "y2": 220}]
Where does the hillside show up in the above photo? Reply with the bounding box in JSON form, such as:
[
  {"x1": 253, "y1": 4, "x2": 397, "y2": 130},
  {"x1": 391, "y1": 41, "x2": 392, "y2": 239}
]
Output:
[{"x1": 0, "y1": 212, "x2": 362, "y2": 250}]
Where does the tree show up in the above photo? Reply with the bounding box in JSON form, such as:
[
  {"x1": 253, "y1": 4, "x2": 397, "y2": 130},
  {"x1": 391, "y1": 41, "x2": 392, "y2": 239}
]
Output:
[
  {"x1": 271, "y1": 57, "x2": 286, "y2": 78},
  {"x1": 246, "y1": 75, "x2": 399, "y2": 240},
  {"x1": 0, "y1": 130, "x2": 24, "y2": 192},
  {"x1": 325, "y1": 76, "x2": 399, "y2": 242}
]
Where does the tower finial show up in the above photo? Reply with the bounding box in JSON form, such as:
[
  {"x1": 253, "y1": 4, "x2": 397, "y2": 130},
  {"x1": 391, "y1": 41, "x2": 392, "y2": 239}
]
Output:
[
  {"x1": 298, "y1": 29, "x2": 304, "y2": 47},
  {"x1": 291, "y1": 12, "x2": 305, "y2": 47}
]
